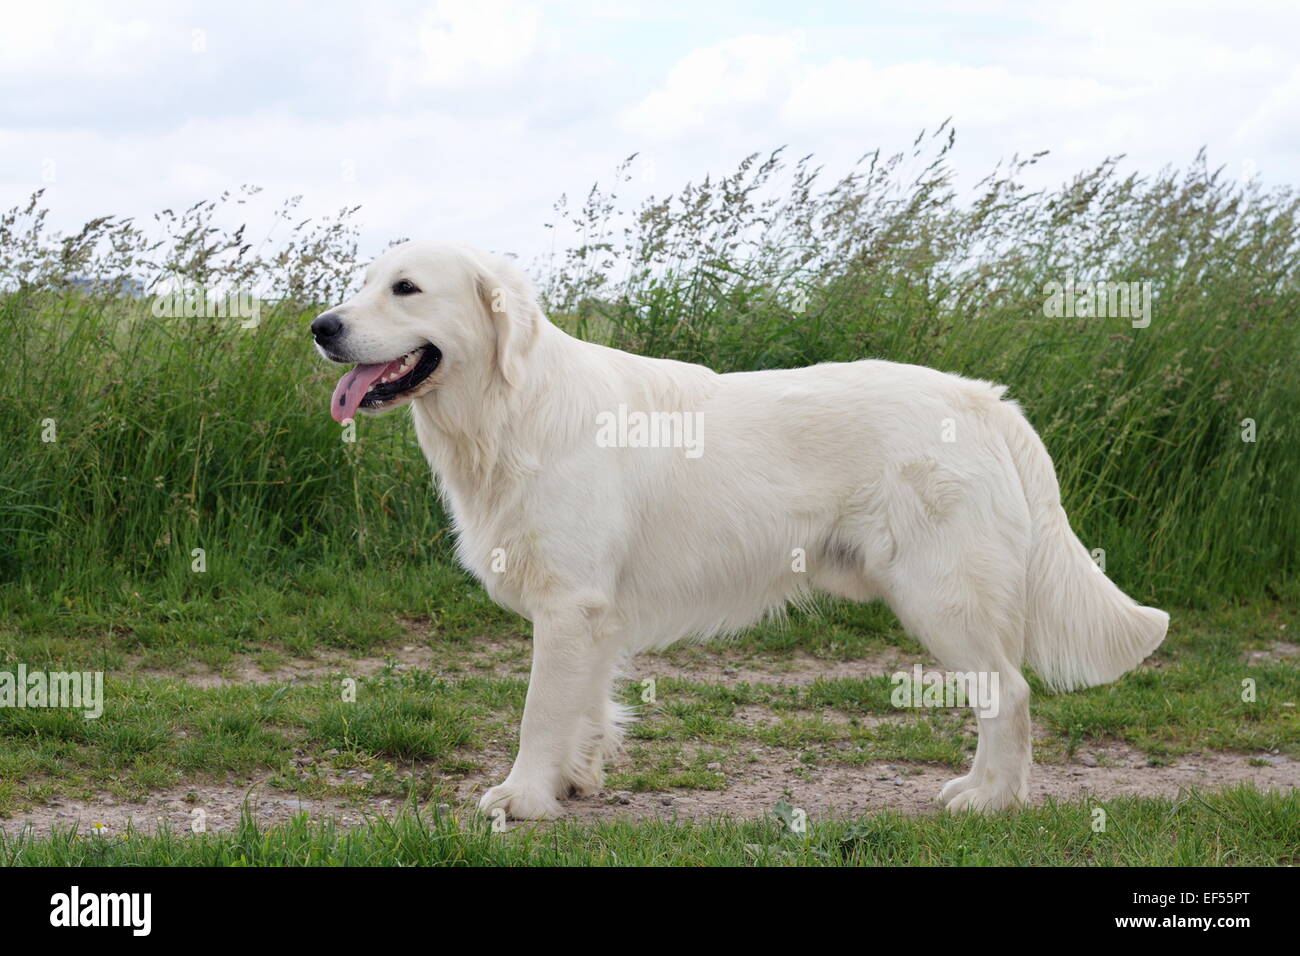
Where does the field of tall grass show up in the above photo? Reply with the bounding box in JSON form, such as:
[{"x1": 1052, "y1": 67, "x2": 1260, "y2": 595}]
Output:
[{"x1": 2, "y1": 129, "x2": 1297, "y2": 616}]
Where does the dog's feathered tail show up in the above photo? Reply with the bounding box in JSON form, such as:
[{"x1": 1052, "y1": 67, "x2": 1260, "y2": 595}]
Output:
[{"x1": 999, "y1": 399, "x2": 1168, "y2": 691}]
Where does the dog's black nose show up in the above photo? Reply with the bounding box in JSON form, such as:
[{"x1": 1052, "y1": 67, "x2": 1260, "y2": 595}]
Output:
[{"x1": 311, "y1": 313, "x2": 343, "y2": 343}]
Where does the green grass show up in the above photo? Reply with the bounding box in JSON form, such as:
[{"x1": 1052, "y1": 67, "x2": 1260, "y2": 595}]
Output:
[
  {"x1": 2, "y1": 786, "x2": 1295, "y2": 866},
  {"x1": 0, "y1": 656, "x2": 526, "y2": 811},
  {"x1": 0, "y1": 576, "x2": 1293, "y2": 817},
  {"x1": 0, "y1": 558, "x2": 513, "y2": 676}
]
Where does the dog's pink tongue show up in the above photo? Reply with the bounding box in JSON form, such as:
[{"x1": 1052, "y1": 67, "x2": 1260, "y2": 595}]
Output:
[{"x1": 330, "y1": 362, "x2": 393, "y2": 422}]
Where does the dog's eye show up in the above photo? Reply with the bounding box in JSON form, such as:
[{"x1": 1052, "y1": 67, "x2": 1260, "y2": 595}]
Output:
[{"x1": 392, "y1": 279, "x2": 421, "y2": 296}]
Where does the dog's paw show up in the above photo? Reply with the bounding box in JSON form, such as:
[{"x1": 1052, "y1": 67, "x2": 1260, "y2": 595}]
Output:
[
  {"x1": 937, "y1": 773, "x2": 977, "y2": 806},
  {"x1": 478, "y1": 780, "x2": 563, "y2": 820},
  {"x1": 944, "y1": 784, "x2": 1021, "y2": 813}
]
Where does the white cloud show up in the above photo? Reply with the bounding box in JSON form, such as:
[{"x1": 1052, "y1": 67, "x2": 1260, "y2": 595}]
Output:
[
  {"x1": 383, "y1": 0, "x2": 541, "y2": 94},
  {"x1": 782, "y1": 60, "x2": 1131, "y2": 129},
  {"x1": 619, "y1": 33, "x2": 804, "y2": 139},
  {"x1": 620, "y1": 34, "x2": 1137, "y2": 146},
  {"x1": 1231, "y1": 63, "x2": 1300, "y2": 149},
  {"x1": 0, "y1": 1, "x2": 171, "y2": 77}
]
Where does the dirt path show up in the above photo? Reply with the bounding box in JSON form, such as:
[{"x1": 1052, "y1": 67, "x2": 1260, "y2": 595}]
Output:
[
  {"x1": 3, "y1": 741, "x2": 1294, "y2": 837},
  {"x1": 3, "y1": 640, "x2": 1293, "y2": 837},
  {"x1": 449, "y1": 737, "x2": 1299, "y2": 823}
]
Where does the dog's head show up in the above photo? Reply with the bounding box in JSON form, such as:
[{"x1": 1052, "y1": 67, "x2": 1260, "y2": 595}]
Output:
[{"x1": 312, "y1": 240, "x2": 539, "y2": 422}]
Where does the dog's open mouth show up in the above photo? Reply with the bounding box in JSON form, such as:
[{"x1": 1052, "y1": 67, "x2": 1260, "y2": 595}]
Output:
[{"x1": 329, "y1": 345, "x2": 442, "y2": 422}]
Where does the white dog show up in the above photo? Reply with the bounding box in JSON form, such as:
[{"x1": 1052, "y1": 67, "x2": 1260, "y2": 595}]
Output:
[{"x1": 312, "y1": 240, "x2": 1168, "y2": 819}]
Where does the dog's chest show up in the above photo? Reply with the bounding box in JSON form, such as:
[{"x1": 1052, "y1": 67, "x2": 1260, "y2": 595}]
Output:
[{"x1": 449, "y1": 500, "x2": 539, "y2": 617}]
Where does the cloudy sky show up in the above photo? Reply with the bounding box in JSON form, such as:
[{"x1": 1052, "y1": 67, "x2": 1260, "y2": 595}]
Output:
[{"x1": 2, "y1": 0, "x2": 1297, "y2": 267}]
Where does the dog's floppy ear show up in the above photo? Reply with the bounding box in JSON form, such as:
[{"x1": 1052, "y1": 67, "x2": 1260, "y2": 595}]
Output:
[{"x1": 475, "y1": 265, "x2": 539, "y2": 388}]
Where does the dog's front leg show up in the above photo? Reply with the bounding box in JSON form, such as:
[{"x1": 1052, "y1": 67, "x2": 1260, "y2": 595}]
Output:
[{"x1": 479, "y1": 607, "x2": 596, "y2": 820}]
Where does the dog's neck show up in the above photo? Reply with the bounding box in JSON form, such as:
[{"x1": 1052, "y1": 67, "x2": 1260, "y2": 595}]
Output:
[
  {"x1": 411, "y1": 381, "x2": 524, "y2": 500},
  {"x1": 408, "y1": 321, "x2": 568, "y2": 506},
  {"x1": 409, "y1": 322, "x2": 719, "y2": 523}
]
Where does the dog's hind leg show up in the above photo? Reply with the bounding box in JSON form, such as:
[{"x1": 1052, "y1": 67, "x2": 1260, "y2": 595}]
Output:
[
  {"x1": 886, "y1": 567, "x2": 1032, "y2": 811},
  {"x1": 942, "y1": 668, "x2": 1031, "y2": 811},
  {"x1": 879, "y1": 463, "x2": 1034, "y2": 811}
]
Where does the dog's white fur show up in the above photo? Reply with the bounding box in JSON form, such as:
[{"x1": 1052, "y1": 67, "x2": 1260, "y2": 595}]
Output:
[{"x1": 317, "y1": 240, "x2": 1169, "y2": 819}]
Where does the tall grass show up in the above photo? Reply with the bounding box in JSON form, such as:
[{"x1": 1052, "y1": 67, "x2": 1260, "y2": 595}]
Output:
[
  {"x1": 1, "y1": 129, "x2": 1296, "y2": 611},
  {"x1": 0, "y1": 295, "x2": 447, "y2": 594}
]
